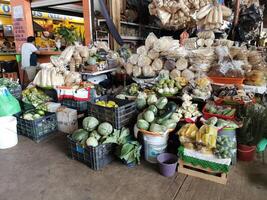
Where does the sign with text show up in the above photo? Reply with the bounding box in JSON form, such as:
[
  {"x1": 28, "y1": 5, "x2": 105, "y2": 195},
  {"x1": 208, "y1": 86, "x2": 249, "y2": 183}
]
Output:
[{"x1": 12, "y1": 6, "x2": 26, "y2": 51}]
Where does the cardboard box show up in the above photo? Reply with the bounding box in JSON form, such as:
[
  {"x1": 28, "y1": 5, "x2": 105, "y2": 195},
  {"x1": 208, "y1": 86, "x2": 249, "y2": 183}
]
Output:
[{"x1": 56, "y1": 107, "x2": 78, "y2": 134}]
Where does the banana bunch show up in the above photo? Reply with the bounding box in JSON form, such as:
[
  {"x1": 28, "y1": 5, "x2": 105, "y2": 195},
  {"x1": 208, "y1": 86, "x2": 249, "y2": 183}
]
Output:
[
  {"x1": 178, "y1": 123, "x2": 198, "y2": 139},
  {"x1": 96, "y1": 100, "x2": 118, "y2": 108},
  {"x1": 196, "y1": 124, "x2": 217, "y2": 149}
]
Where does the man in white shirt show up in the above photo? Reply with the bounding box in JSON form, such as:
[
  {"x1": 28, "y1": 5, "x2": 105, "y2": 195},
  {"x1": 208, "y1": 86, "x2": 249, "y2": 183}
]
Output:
[{"x1": 21, "y1": 36, "x2": 40, "y2": 82}]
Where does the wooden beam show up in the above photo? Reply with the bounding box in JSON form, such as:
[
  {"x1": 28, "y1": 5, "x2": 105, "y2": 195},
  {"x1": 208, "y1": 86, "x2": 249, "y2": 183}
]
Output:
[
  {"x1": 108, "y1": 0, "x2": 121, "y2": 50},
  {"x1": 82, "y1": 0, "x2": 92, "y2": 45}
]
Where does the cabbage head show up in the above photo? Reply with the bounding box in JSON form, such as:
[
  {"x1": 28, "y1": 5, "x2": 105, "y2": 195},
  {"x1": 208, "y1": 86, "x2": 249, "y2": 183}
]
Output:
[
  {"x1": 83, "y1": 116, "x2": 99, "y2": 131},
  {"x1": 97, "y1": 122, "x2": 113, "y2": 136}
]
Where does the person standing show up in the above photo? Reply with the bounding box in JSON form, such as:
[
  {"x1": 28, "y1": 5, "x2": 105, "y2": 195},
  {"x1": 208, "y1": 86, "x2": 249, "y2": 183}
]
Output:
[{"x1": 21, "y1": 36, "x2": 40, "y2": 82}]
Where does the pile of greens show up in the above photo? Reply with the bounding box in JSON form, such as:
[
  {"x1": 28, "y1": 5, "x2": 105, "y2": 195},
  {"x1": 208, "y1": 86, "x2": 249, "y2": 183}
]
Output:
[
  {"x1": 72, "y1": 116, "x2": 142, "y2": 165},
  {"x1": 0, "y1": 78, "x2": 20, "y2": 92},
  {"x1": 22, "y1": 87, "x2": 52, "y2": 111}
]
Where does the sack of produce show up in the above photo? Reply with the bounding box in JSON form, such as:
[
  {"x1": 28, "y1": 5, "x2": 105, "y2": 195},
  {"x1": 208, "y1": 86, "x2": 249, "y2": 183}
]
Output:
[{"x1": 0, "y1": 87, "x2": 21, "y2": 117}]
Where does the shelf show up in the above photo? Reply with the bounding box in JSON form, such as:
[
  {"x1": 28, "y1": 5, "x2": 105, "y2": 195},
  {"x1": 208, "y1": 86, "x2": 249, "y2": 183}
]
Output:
[
  {"x1": 81, "y1": 68, "x2": 117, "y2": 76},
  {"x1": 97, "y1": 36, "x2": 145, "y2": 41},
  {"x1": 97, "y1": 19, "x2": 160, "y2": 30}
]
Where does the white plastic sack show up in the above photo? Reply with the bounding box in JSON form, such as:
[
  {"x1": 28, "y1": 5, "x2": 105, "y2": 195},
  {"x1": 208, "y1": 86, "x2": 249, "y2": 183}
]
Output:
[{"x1": 0, "y1": 116, "x2": 18, "y2": 149}]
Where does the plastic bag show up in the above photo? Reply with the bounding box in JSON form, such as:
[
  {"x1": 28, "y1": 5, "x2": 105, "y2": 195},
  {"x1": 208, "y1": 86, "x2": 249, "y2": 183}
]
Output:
[{"x1": 0, "y1": 87, "x2": 21, "y2": 117}]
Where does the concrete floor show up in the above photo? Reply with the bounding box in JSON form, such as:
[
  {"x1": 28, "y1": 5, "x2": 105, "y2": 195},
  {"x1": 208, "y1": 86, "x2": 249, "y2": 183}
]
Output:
[{"x1": 0, "y1": 132, "x2": 266, "y2": 200}]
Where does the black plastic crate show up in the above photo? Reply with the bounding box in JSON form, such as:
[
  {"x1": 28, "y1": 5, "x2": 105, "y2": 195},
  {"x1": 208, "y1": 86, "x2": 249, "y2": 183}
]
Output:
[
  {"x1": 61, "y1": 99, "x2": 88, "y2": 112},
  {"x1": 67, "y1": 135, "x2": 117, "y2": 170},
  {"x1": 88, "y1": 96, "x2": 136, "y2": 129},
  {"x1": 16, "y1": 112, "x2": 58, "y2": 143}
]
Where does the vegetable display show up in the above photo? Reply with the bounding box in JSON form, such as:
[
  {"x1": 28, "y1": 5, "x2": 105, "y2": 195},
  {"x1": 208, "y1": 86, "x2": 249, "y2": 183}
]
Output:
[
  {"x1": 214, "y1": 135, "x2": 236, "y2": 159},
  {"x1": 22, "y1": 87, "x2": 52, "y2": 111},
  {"x1": 95, "y1": 100, "x2": 118, "y2": 108},
  {"x1": 21, "y1": 109, "x2": 46, "y2": 120},
  {"x1": 176, "y1": 94, "x2": 202, "y2": 119},
  {"x1": 203, "y1": 102, "x2": 236, "y2": 119},
  {"x1": 154, "y1": 78, "x2": 182, "y2": 96},
  {"x1": 76, "y1": 116, "x2": 131, "y2": 147},
  {"x1": 136, "y1": 97, "x2": 180, "y2": 134},
  {"x1": 0, "y1": 78, "x2": 20, "y2": 92}
]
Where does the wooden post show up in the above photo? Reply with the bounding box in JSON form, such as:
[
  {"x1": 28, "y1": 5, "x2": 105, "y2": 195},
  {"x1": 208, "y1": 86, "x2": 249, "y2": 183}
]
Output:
[
  {"x1": 82, "y1": 0, "x2": 92, "y2": 46},
  {"x1": 108, "y1": 0, "x2": 121, "y2": 50},
  {"x1": 232, "y1": 0, "x2": 241, "y2": 40},
  {"x1": 10, "y1": 0, "x2": 34, "y2": 52},
  {"x1": 10, "y1": 0, "x2": 34, "y2": 83}
]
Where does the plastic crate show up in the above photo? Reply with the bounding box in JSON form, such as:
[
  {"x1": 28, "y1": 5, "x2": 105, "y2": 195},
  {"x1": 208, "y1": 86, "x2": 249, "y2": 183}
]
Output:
[
  {"x1": 16, "y1": 112, "x2": 58, "y2": 143},
  {"x1": 67, "y1": 135, "x2": 117, "y2": 170},
  {"x1": 208, "y1": 76, "x2": 244, "y2": 85},
  {"x1": 61, "y1": 99, "x2": 88, "y2": 112},
  {"x1": 202, "y1": 104, "x2": 236, "y2": 120},
  {"x1": 88, "y1": 96, "x2": 137, "y2": 129}
]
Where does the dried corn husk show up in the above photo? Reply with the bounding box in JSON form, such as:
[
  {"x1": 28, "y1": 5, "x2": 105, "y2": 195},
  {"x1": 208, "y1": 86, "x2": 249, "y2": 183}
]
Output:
[
  {"x1": 142, "y1": 65, "x2": 156, "y2": 77},
  {"x1": 137, "y1": 46, "x2": 148, "y2": 55},
  {"x1": 128, "y1": 54, "x2": 139, "y2": 65},
  {"x1": 145, "y1": 32, "x2": 158, "y2": 50},
  {"x1": 125, "y1": 63, "x2": 133, "y2": 76},
  {"x1": 176, "y1": 57, "x2": 188, "y2": 70},
  {"x1": 182, "y1": 69, "x2": 195, "y2": 80},
  {"x1": 170, "y1": 69, "x2": 181, "y2": 79},
  {"x1": 148, "y1": 49, "x2": 160, "y2": 60},
  {"x1": 138, "y1": 55, "x2": 152, "y2": 67},
  {"x1": 152, "y1": 58, "x2": 163, "y2": 71},
  {"x1": 133, "y1": 65, "x2": 142, "y2": 77}
]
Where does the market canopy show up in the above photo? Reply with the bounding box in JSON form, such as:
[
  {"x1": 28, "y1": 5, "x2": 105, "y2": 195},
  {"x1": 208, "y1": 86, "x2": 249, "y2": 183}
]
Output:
[{"x1": 31, "y1": 0, "x2": 83, "y2": 17}]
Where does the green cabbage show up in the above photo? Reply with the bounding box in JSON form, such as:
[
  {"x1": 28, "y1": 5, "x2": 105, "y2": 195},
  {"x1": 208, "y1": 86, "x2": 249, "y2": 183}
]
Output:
[
  {"x1": 97, "y1": 122, "x2": 113, "y2": 136},
  {"x1": 137, "y1": 119, "x2": 150, "y2": 130},
  {"x1": 72, "y1": 129, "x2": 89, "y2": 142},
  {"x1": 148, "y1": 105, "x2": 158, "y2": 115},
  {"x1": 83, "y1": 116, "x2": 99, "y2": 131},
  {"x1": 143, "y1": 110, "x2": 155, "y2": 123},
  {"x1": 149, "y1": 123, "x2": 167, "y2": 133},
  {"x1": 155, "y1": 97, "x2": 168, "y2": 109},
  {"x1": 90, "y1": 130, "x2": 101, "y2": 141},
  {"x1": 136, "y1": 98, "x2": 147, "y2": 110},
  {"x1": 147, "y1": 94, "x2": 158, "y2": 105},
  {"x1": 161, "y1": 119, "x2": 177, "y2": 129},
  {"x1": 86, "y1": 137, "x2": 98, "y2": 147}
]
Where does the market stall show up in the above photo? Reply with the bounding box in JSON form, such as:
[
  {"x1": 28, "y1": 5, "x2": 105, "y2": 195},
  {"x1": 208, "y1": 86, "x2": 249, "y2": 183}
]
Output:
[{"x1": 1, "y1": 0, "x2": 267, "y2": 187}]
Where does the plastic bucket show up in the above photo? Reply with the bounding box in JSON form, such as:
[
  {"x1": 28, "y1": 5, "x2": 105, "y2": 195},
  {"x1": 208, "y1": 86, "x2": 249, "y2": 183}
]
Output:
[
  {"x1": 237, "y1": 144, "x2": 256, "y2": 161},
  {"x1": 218, "y1": 128, "x2": 237, "y2": 164},
  {"x1": 143, "y1": 132, "x2": 168, "y2": 163},
  {"x1": 0, "y1": 116, "x2": 18, "y2": 149},
  {"x1": 157, "y1": 153, "x2": 178, "y2": 177}
]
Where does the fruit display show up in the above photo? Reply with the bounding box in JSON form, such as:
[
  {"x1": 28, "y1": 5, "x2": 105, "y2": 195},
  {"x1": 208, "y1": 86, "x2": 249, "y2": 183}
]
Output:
[
  {"x1": 214, "y1": 135, "x2": 236, "y2": 159},
  {"x1": 95, "y1": 100, "x2": 118, "y2": 108},
  {"x1": 203, "y1": 102, "x2": 236, "y2": 119},
  {"x1": 136, "y1": 97, "x2": 180, "y2": 134},
  {"x1": 154, "y1": 78, "x2": 182, "y2": 96},
  {"x1": 178, "y1": 123, "x2": 198, "y2": 149},
  {"x1": 22, "y1": 87, "x2": 52, "y2": 111},
  {"x1": 21, "y1": 109, "x2": 46, "y2": 121},
  {"x1": 195, "y1": 124, "x2": 217, "y2": 153}
]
